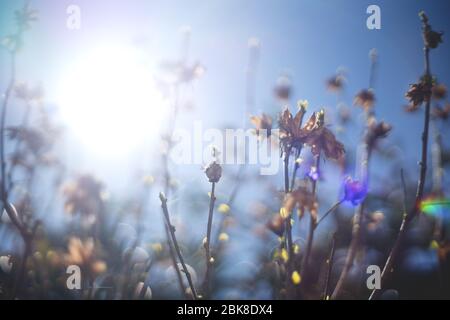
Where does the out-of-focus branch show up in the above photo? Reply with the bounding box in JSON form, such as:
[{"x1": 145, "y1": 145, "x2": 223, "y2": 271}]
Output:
[
  {"x1": 159, "y1": 193, "x2": 198, "y2": 300},
  {"x1": 369, "y1": 12, "x2": 437, "y2": 300}
]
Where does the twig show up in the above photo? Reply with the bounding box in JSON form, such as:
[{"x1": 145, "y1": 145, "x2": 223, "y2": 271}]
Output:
[
  {"x1": 282, "y1": 149, "x2": 296, "y2": 298},
  {"x1": 331, "y1": 46, "x2": 379, "y2": 300},
  {"x1": 159, "y1": 192, "x2": 198, "y2": 299},
  {"x1": 331, "y1": 145, "x2": 372, "y2": 299},
  {"x1": 300, "y1": 153, "x2": 321, "y2": 278},
  {"x1": 322, "y1": 233, "x2": 337, "y2": 300},
  {"x1": 315, "y1": 199, "x2": 345, "y2": 229},
  {"x1": 9, "y1": 212, "x2": 39, "y2": 299},
  {"x1": 202, "y1": 182, "x2": 216, "y2": 296},
  {"x1": 283, "y1": 150, "x2": 294, "y2": 264},
  {"x1": 369, "y1": 14, "x2": 435, "y2": 300},
  {"x1": 331, "y1": 201, "x2": 366, "y2": 299},
  {"x1": 159, "y1": 83, "x2": 186, "y2": 297},
  {"x1": 289, "y1": 149, "x2": 301, "y2": 192}
]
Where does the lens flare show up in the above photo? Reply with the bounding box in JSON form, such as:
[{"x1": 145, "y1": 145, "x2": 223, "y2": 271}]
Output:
[
  {"x1": 420, "y1": 197, "x2": 450, "y2": 218},
  {"x1": 56, "y1": 45, "x2": 167, "y2": 156}
]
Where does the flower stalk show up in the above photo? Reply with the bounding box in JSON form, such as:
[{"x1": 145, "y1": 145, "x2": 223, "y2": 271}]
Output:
[
  {"x1": 159, "y1": 193, "x2": 198, "y2": 299},
  {"x1": 369, "y1": 12, "x2": 438, "y2": 300}
]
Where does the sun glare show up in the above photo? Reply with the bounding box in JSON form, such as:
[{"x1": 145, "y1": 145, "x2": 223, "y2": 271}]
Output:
[{"x1": 56, "y1": 45, "x2": 167, "y2": 156}]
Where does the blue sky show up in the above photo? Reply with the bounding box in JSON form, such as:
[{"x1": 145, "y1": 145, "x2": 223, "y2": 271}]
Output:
[{"x1": 1, "y1": 0, "x2": 449, "y2": 190}]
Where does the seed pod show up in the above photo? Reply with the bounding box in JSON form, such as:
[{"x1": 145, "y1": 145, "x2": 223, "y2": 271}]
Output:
[{"x1": 205, "y1": 161, "x2": 222, "y2": 183}]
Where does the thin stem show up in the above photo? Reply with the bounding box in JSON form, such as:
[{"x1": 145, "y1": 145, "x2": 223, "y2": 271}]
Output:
[
  {"x1": 164, "y1": 224, "x2": 187, "y2": 297},
  {"x1": 202, "y1": 182, "x2": 216, "y2": 297},
  {"x1": 289, "y1": 148, "x2": 302, "y2": 192},
  {"x1": 289, "y1": 110, "x2": 306, "y2": 192},
  {"x1": 10, "y1": 218, "x2": 39, "y2": 299},
  {"x1": 331, "y1": 202, "x2": 366, "y2": 299},
  {"x1": 283, "y1": 150, "x2": 294, "y2": 258},
  {"x1": 331, "y1": 145, "x2": 371, "y2": 299},
  {"x1": 322, "y1": 233, "x2": 337, "y2": 300},
  {"x1": 283, "y1": 150, "x2": 295, "y2": 298},
  {"x1": 315, "y1": 199, "x2": 345, "y2": 229},
  {"x1": 284, "y1": 151, "x2": 290, "y2": 193},
  {"x1": 300, "y1": 153, "x2": 320, "y2": 278},
  {"x1": 331, "y1": 46, "x2": 379, "y2": 299},
  {"x1": 368, "y1": 170, "x2": 408, "y2": 300},
  {"x1": 159, "y1": 193, "x2": 198, "y2": 299},
  {"x1": 159, "y1": 83, "x2": 186, "y2": 297},
  {"x1": 369, "y1": 35, "x2": 433, "y2": 301}
]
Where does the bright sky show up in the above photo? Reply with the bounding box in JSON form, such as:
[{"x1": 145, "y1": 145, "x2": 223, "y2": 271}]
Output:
[{"x1": 1, "y1": 0, "x2": 449, "y2": 189}]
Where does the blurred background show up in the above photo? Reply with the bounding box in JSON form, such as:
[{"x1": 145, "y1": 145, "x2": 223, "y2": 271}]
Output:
[{"x1": 0, "y1": 0, "x2": 449, "y2": 300}]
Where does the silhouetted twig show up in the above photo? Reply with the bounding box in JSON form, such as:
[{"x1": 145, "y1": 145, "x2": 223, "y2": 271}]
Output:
[{"x1": 159, "y1": 192, "x2": 198, "y2": 299}]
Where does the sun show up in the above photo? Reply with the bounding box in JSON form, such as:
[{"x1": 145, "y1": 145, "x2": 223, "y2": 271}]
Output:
[{"x1": 56, "y1": 45, "x2": 167, "y2": 156}]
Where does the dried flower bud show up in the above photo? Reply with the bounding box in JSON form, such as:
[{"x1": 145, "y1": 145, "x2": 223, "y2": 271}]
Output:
[
  {"x1": 274, "y1": 75, "x2": 292, "y2": 100},
  {"x1": 354, "y1": 89, "x2": 375, "y2": 111},
  {"x1": 424, "y1": 29, "x2": 443, "y2": 49},
  {"x1": 406, "y1": 81, "x2": 432, "y2": 108},
  {"x1": 205, "y1": 161, "x2": 222, "y2": 183},
  {"x1": 365, "y1": 116, "x2": 392, "y2": 149},
  {"x1": 420, "y1": 11, "x2": 444, "y2": 49},
  {"x1": 326, "y1": 74, "x2": 345, "y2": 92}
]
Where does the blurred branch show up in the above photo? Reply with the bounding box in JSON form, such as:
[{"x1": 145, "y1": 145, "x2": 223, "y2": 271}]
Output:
[
  {"x1": 369, "y1": 12, "x2": 436, "y2": 300},
  {"x1": 315, "y1": 199, "x2": 345, "y2": 228},
  {"x1": 202, "y1": 181, "x2": 216, "y2": 297},
  {"x1": 322, "y1": 233, "x2": 337, "y2": 300},
  {"x1": 0, "y1": 2, "x2": 36, "y2": 299},
  {"x1": 300, "y1": 153, "x2": 320, "y2": 279},
  {"x1": 159, "y1": 192, "x2": 198, "y2": 300}
]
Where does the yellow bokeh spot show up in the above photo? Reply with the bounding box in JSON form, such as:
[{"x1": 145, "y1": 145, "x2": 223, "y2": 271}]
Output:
[
  {"x1": 280, "y1": 207, "x2": 289, "y2": 219},
  {"x1": 430, "y1": 240, "x2": 439, "y2": 250},
  {"x1": 142, "y1": 175, "x2": 155, "y2": 186},
  {"x1": 219, "y1": 232, "x2": 229, "y2": 242},
  {"x1": 280, "y1": 248, "x2": 289, "y2": 263},
  {"x1": 151, "y1": 243, "x2": 163, "y2": 253},
  {"x1": 291, "y1": 271, "x2": 301, "y2": 285},
  {"x1": 293, "y1": 244, "x2": 300, "y2": 255},
  {"x1": 218, "y1": 203, "x2": 230, "y2": 214}
]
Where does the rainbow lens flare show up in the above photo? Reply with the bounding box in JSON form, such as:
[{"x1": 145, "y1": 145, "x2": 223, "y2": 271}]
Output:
[{"x1": 420, "y1": 197, "x2": 450, "y2": 218}]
